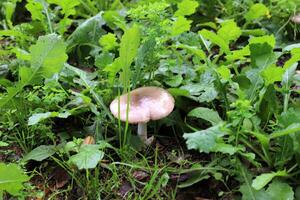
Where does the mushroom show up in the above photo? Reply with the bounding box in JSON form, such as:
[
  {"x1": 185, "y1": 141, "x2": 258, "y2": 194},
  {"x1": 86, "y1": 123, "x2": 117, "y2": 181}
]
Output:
[
  {"x1": 110, "y1": 87, "x2": 175, "y2": 145},
  {"x1": 291, "y1": 15, "x2": 300, "y2": 24}
]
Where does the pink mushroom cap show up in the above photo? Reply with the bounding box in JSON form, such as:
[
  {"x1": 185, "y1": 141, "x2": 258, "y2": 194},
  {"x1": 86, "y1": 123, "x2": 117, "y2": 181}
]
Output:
[{"x1": 110, "y1": 87, "x2": 175, "y2": 124}]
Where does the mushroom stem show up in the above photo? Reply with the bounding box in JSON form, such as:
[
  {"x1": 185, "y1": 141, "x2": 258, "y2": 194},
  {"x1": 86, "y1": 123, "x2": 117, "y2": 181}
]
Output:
[{"x1": 137, "y1": 122, "x2": 148, "y2": 144}]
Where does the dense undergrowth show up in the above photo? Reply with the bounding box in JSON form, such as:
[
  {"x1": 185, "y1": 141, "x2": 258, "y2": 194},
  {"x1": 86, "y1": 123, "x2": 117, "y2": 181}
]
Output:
[{"x1": 0, "y1": 0, "x2": 300, "y2": 199}]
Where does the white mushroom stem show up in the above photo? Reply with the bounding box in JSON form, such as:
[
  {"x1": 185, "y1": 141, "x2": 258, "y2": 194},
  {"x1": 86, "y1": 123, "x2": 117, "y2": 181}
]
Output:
[{"x1": 138, "y1": 122, "x2": 148, "y2": 144}]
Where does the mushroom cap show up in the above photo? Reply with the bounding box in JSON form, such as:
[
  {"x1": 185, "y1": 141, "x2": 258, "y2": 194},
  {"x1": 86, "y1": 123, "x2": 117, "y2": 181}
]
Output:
[
  {"x1": 292, "y1": 15, "x2": 300, "y2": 24},
  {"x1": 110, "y1": 87, "x2": 175, "y2": 124}
]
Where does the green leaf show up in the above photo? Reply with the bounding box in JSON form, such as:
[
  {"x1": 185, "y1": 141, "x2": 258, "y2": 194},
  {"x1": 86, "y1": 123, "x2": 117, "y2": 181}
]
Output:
[
  {"x1": 171, "y1": 16, "x2": 192, "y2": 36},
  {"x1": 66, "y1": 13, "x2": 106, "y2": 51},
  {"x1": 174, "y1": 0, "x2": 199, "y2": 16},
  {"x1": 284, "y1": 48, "x2": 300, "y2": 69},
  {"x1": 183, "y1": 125, "x2": 227, "y2": 153},
  {"x1": 28, "y1": 111, "x2": 71, "y2": 125},
  {"x1": 22, "y1": 145, "x2": 56, "y2": 162},
  {"x1": 29, "y1": 33, "x2": 67, "y2": 78},
  {"x1": 99, "y1": 33, "x2": 118, "y2": 51},
  {"x1": 216, "y1": 65, "x2": 231, "y2": 81},
  {"x1": 252, "y1": 170, "x2": 287, "y2": 190},
  {"x1": 266, "y1": 181, "x2": 294, "y2": 200},
  {"x1": 261, "y1": 65, "x2": 285, "y2": 85},
  {"x1": 249, "y1": 35, "x2": 276, "y2": 48},
  {"x1": 188, "y1": 107, "x2": 222, "y2": 125},
  {"x1": 47, "y1": 0, "x2": 80, "y2": 34},
  {"x1": 0, "y1": 34, "x2": 67, "y2": 109},
  {"x1": 240, "y1": 184, "x2": 270, "y2": 200},
  {"x1": 250, "y1": 43, "x2": 276, "y2": 68},
  {"x1": 217, "y1": 20, "x2": 241, "y2": 43},
  {"x1": 25, "y1": 0, "x2": 45, "y2": 22},
  {"x1": 270, "y1": 123, "x2": 300, "y2": 139},
  {"x1": 199, "y1": 29, "x2": 230, "y2": 53},
  {"x1": 119, "y1": 25, "x2": 140, "y2": 71},
  {"x1": 245, "y1": 3, "x2": 270, "y2": 22},
  {"x1": 68, "y1": 145, "x2": 104, "y2": 169},
  {"x1": 47, "y1": 0, "x2": 79, "y2": 16},
  {"x1": 0, "y1": 141, "x2": 9, "y2": 147},
  {"x1": 165, "y1": 74, "x2": 183, "y2": 87},
  {"x1": 0, "y1": 163, "x2": 29, "y2": 196}
]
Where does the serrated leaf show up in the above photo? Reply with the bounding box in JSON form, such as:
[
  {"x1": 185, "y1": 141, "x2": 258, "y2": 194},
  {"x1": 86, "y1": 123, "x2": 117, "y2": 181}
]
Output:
[
  {"x1": 217, "y1": 20, "x2": 241, "y2": 43},
  {"x1": 199, "y1": 29, "x2": 230, "y2": 53},
  {"x1": 0, "y1": 163, "x2": 29, "y2": 195},
  {"x1": 68, "y1": 145, "x2": 104, "y2": 169},
  {"x1": 0, "y1": 34, "x2": 67, "y2": 109},
  {"x1": 66, "y1": 13, "x2": 106, "y2": 51},
  {"x1": 171, "y1": 16, "x2": 192, "y2": 36},
  {"x1": 245, "y1": 3, "x2": 270, "y2": 22},
  {"x1": 266, "y1": 181, "x2": 294, "y2": 200},
  {"x1": 252, "y1": 170, "x2": 287, "y2": 190},
  {"x1": 174, "y1": 0, "x2": 199, "y2": 16},
  {"x1": 188, "y1": 107, "x2": 222, "y2": 125},
  {"x1": 261, "y1": 65, "x2": 285, "y2": 85},
  {"x1": 22, "y1": 145, "x2": 56, "y2": 162},
  {"x1": 183, "y1": 125, "x2": 227, "y2": 153},
  {"x1": 250, "y1": 43, "x2": 276, "y2": 68},
  {"x1": 99, "y1": 33, "x2": 118, "y2": 51},
  {"x1": 25, "y1": 0, "x2": 45, "y2": 22},
  {"x1": 30, "y1": 33, "x2": 67, "y2": 78},
  {"x1": 249, "y1": 35, "x2": 276, "y2": 48},
  {"x1": 216, "y1": 65, "x2": 231, "y2": 80},
  {"x1": 284, "y1": 48, "x2": 300, "y2": 69}
]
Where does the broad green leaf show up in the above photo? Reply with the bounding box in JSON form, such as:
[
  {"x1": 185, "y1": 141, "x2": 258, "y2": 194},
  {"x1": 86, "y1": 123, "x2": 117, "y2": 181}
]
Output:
[
  {"x1": 245, "y1": 3, "x2": 270, "y2": 22},
  {"x1": 66, "y1": 13, "x2": 106, "y2": 51},
  {"x1": 28, "y1": 111, "x2": 71, "y2": 125},
  {"x1": 22, "y1": 145, "x2": 56, "y2": 162},
  {"x1": 252, "y1": 170, "x2": 287, "y2": 190},
  {"x1": 266, "y1": 181, "x2": 294, "y2": 200},
  {"x1": 165, "y1": 74, "x2": 183, "y2": 87},
  {"x1": 250, "y1": 43, "x2": 276, "y2": 69},
  {"x1": 99, "y1": 33, "x2": 118, "y2": 51},
  {"x1": 25, "y1": 0, "x2": 45, "y2": 22},
  {"x1": 261, "y1": 65, "x2": 285, "y2": 85},
  {"x1": 119, "y1": 24, "x2": 140, "y2": 71},
  {"x1": 284, "y1": 48, "x2": 300, "y2": 69},
  {"x1": 167, "y1": 88, "x2": 190, "y2": 97},
  {"x1": 0, "y1": 34, "x2": 67, "y2": 109},
  {"x1": 171, "y1": 16, "x2": 192, "y2": 36},
  {"x1": 199, "y1": 29, "x2": 230, "y2": 53},
  {"x1": 47, "y1": 0, "x2": 79, "y2": 16},
  {"x1": 240, "y1": 184, "x2": 270, "y2": 200},
  {"x1": 249, "y1": 35, "x2": 276, "y2": 48},
  {"x1": 0, "y1": 163, "x2": 29, "y2": 196},
  {"x1": 69, "y1": 145, "x2": 104, "y2": 169},
  {"x1": 0, "y1": 141, "x2": 9, "y2": 147},
  {"x1": 95, "y1": 52, "x2": 114, "y2": 68},
  {"x1": 119, "y1": 24, "x2": 140, "y2": 89},
  {"x1": 270, "y1": 123, "x2": 300, "y2": 139},
  {"x1": 175, "y1": 44, "x2": 206, "y2": 60},
  {"x1": 174, "y1": 0, "x2": 199, "y2": 16},
  {"x1": 47, "y1": 0, "x2": 80, "y2": 34},
  {"x1": 216, "y1": 65, "x2": 231, "y2": 81},
  {"x1": 217, "y1": 20, "x2": 241, "y2": 43},
  {"x1": 183, "y1": 125, "x2": 227, "y2": 153},
  {"x1": 188, "y1": 107, "x2": 222, "y2": 125},
  {"x1": 30, "y1": 33, "x2": 67, "y2": 78}
]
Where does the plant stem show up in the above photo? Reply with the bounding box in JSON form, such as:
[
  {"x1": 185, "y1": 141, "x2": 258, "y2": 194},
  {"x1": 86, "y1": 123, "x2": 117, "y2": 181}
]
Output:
[{"x1": 138, "y1": 122, "x2": 147, "y2": 143}]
